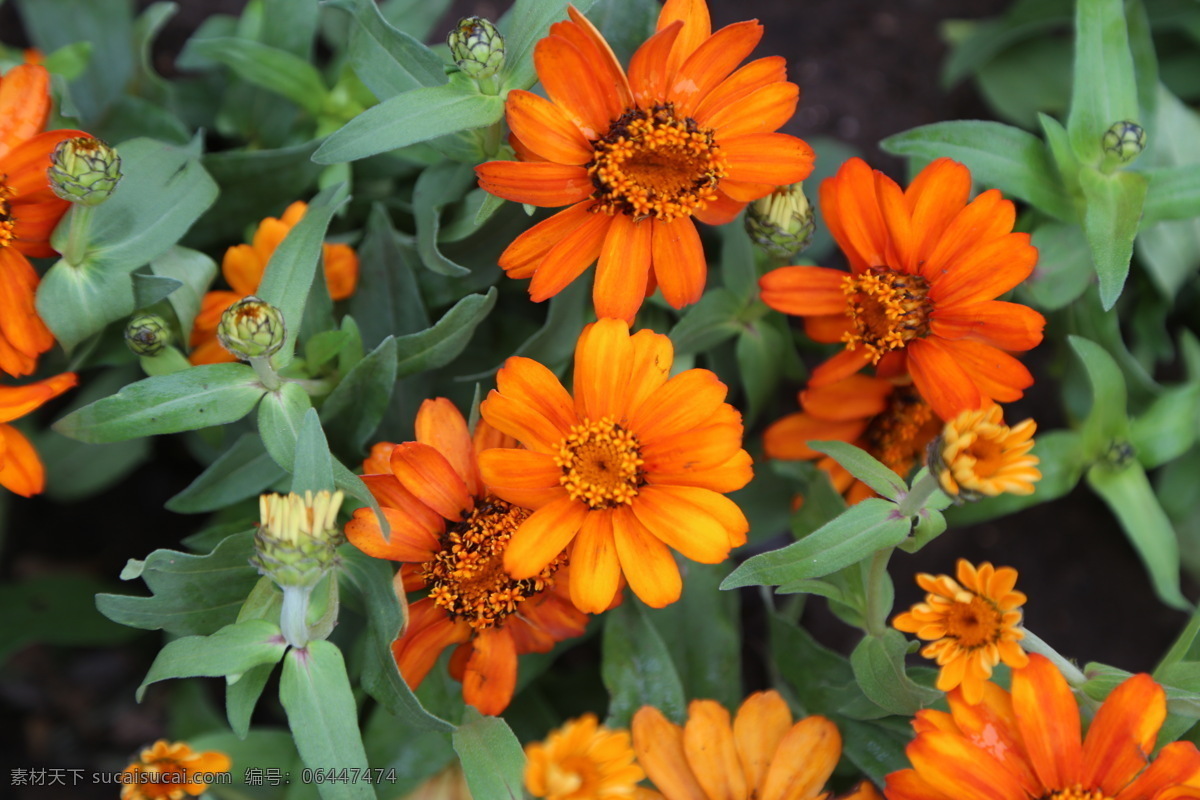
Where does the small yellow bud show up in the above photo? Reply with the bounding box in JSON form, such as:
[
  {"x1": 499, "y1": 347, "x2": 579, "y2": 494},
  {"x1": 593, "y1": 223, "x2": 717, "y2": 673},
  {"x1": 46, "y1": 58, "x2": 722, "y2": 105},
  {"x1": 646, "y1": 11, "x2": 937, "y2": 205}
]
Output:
[
  {"x1": 217, "y1": 296, "x2": 285, "y2": 361},
  {"x1": 47, "y1": 136, "x2": 122, "y2": 206},
  {"x1": 253, "y1": 490, "x2": 345, "y2": 589},
  {"x1": 448, "y1": 17, "x2": 505, "y2": 80},
  {"x1": 124, "y1": 313, "x2": 172, "y2": 357},
  {"x1": 746, "y1": 182, "x2": 815, "y2": 259}
]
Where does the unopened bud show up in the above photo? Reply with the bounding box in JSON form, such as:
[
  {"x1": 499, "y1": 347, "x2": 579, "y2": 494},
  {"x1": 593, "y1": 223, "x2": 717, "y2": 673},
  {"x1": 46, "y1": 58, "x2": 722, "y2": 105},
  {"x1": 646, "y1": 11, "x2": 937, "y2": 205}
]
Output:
[
  {"x1": 252, "y1": 490, "x2": 345, "y2": 589},
  {"x1": 1101, "y1": 120, "x2": 1146, "y2": 165},
  {"x1": 47, "y1": 136, "x2": 122, "y2": 206},
  {"x1": 217, "y1": 296, "x2": 285, "y2": 360},
  {"x1": 124, "y1": 313, "x2": 171, "y2": 357},
  {"x1": 746, "y1": 183, "x2": 816, "y2": 259},
  {"x1": 448, "y1": 17, "x2": 505, "y2": 80}
]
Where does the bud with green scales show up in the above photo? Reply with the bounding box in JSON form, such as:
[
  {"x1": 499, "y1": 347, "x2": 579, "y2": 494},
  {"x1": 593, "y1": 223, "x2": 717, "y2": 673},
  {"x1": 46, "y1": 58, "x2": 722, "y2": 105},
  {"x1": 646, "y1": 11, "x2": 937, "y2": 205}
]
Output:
[
  {"x1": 1101, "y1": 120, "x2": 1146, "y2": 165},
  {"x1": 746, "y1": 182, "x2": 816, "y2": 259},
  {"x1": 252, "y1": 491, "x2": 345, "y2": 590},
  {"x1": 448, "y1": 17, "x2": 505, "y2": 80},
  {"x1": 47, "y1": 136, "x2": 122, "y2": 206},
  {"x1": 124, "y1": 313, "x2": 172, "y2": 357},
  {"x1": 217, "y1": 296, "x2": 285, "y2": 361}
]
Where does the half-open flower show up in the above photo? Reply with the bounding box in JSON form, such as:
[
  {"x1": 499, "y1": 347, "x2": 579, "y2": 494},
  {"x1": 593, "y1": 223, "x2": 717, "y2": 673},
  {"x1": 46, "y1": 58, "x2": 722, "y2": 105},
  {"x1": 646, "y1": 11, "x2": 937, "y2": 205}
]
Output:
[
  {"x1": 479, "y1": 318, "x2": 752, "y2": 614},
  {"x1": 0, "y1": 371, "x2": 76, "y2": 496},
  {"x1": 476, "y1": 0, "x2": 814, "y2": 322},
  {"x1": 931, "y1": 404, "x2": 1040, "y2": 500},
  {"x1": 525, "y1": 714, "x2": 645, "y2": 799},
  {"x1": 759, "y1": 157, "x2": 1044, "y2": 420}
]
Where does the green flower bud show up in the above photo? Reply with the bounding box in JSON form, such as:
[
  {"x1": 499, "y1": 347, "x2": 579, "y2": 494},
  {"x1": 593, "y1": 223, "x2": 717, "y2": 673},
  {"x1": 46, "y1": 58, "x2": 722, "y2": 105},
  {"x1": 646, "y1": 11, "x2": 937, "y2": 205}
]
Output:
[
  {"x1": 1101, "y1": 120, "x2": 1146, "y2": 164},
  {"x1": 252, "y1": 490, "x2": 345, "y2": 589},
  {"x1": 217, "y1": 296, "x2": 285, "y2": 361},
  {"x1": 47, "y1": 136, "x2": 122, "y2": 206},
  {"x1": 124, "y1": 313, "x2": 172, "y2": 357},
  {"x1": 448, "y1": 17, "x2": 505, "y2": 80},
  {"x1": 746, "y1": 182, "x2": 816, "y2": 259}
]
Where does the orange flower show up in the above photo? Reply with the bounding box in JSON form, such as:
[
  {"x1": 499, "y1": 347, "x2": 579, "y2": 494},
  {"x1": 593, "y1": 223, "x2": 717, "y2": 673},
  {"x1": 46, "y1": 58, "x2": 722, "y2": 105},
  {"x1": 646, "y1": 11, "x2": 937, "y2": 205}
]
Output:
[
  {"x1": 759, "y1": 157, "x2": 1044, "y2": 420},
  {"x1": 764, "y1": 373, "x2": 940, "y2": 505},
  {"x1": 632, "y1": 690, "x2": 882, "y2": 800},
  {"x1": 0, "y1": 64, "x2": 88, "y2": 377},
  {"x1": 932, "y1": 404, "x2": 1040, "y2": 500},
  {"x1": 120, "y1": 740, "x2": 231, "y2": 800},
  {"x1": 0, "y1": 372, "x2": 76, "y2": 496},
  {"x1": 476, "y1": 0, "x2": 814, "y2": 322},
  {"x1": 189, "y1": 201, "x2": 359, "y2": 364},
  {"x1": 525, "y1": 714, "x2": 645, "y2": 799},
  {"x1": 344, "y1": 398, "x2": 589, "y2": 716},
  {"x1": 886, "y1": 654, "x2": 1200, "y2": 800},
  {"x1": 892, "y1": 559, "x2": 1028, "y2": 705},
  {"x1": 478, "y1": 318, "x2": 753, "y2": 614}
]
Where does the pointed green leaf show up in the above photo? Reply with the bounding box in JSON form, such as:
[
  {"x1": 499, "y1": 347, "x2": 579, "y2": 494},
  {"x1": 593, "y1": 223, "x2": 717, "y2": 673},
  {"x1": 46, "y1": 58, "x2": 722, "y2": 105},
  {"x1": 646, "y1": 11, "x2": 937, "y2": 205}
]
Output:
[
  {"x1": 150, "y1": 247, "x2": 218, "y2": 335},
  {"x1": 453, "y1": 710, "x2": 526, "y2": 800},
  {"x1": 322, "y1": 336, "x2": 398, "y2": 454},
  {"x1": 850, "y1": 631, "x2": 941, "y2": 715},
  {"x1": 293, "y1": 409, "x2": 335, "y2": 493},
  {"x1": 1143, "y1": 165, "x2": 1200, "y2": 224},
  {"x1": 1025, "y1": 221, "x2": 1093, "y2": 310},
  {"x1": 602, "y1": 600, "x2": 685, "y2": 727},
  {"x1": 258, "y1": 382, "x2": 315, "y2": 473},
  {"x1": 1131, "y1": 384, "x2": 1200, "y2": 469},
  {"x1": 325, "y1": 0, "x2": 446, "y2": 99},
  {"x1": 1069, "y1": 335, "x2": 1132, "y2": 460},
  {"x1": 669, "y1": 289, "x2": 743, "y2": 356},
  {"x1": 1079, "y1": 167, "x2": 1148, "y2": 308},
  {"x1": 1067, "y1": 0, "x2": 1140, "y2": 164},
  {"x1": 166, "y1": 433, "x2": 287, "y2": 513},
  {"x1": 349, "y1": 205, "x2": 430, "y2": 347},
  {"x1": 395, "y1": 288, "x2": 498, "y2": 377},
  {"x1": 138, "y1": 619, "x2": 286, "y2": 701},
  {"x1": 187, "y1": 38, "x2": 327, "y2": 114},
  {"x1": 414, "y1": 163, "x2": 477, "y2": 277},
  {"x1": 810, "y1": 441, "x2": 906, "y2": 502}
]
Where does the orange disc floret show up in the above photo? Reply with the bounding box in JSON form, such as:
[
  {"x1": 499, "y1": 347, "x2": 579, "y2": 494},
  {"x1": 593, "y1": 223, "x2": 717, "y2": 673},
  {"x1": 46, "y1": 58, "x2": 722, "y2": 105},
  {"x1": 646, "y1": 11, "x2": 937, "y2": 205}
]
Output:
[
  {"x1": 120, "y1": 740, "x2": 231, "y2": 800},
  {"x1": 759, "y1": 157, "x2": 1045, "y2": 420},
  {"x1": 189, "y1": 201, "x2": 359, "y2": 365},
  {"x1": 0, "y1": 372, "x2": 76, "y2": 496},
  {"x1": 478, "y1": 318, "x2": 753, "y2": 615},
  {"x1": 0, "y1": 64, "x2": 90, "y2": 377},
  {"x1": 476, "y1": 0, "x2": 814, "y2": 323},
  {"x1": 343, "y1": 398, "x2": 589, "y2": 716},
  {"x1": 885, "y1": 654, "x2": 1200, "y2": 800}
]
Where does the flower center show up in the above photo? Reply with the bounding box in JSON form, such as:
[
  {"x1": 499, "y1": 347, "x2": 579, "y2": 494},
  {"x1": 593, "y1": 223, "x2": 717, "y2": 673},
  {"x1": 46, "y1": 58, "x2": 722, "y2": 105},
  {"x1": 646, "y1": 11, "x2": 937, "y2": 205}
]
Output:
[
  {"x1": 0, "y1": 180, "x2": 16, "y2": 250},
  {"x1": 133, "y1": 762, "x2": 190, "y2": 800},
  {"x1": 959, "y1": 432, "x2": 1008, "y2": 479},
  {"x1": 841, "y1": 268, "x2": 932, "y2": 362},
  {"x1": 544, "y1": 758, "x2": 588, "y2": 797},
  {"x1": 1043, "y1": 789, "x2": 1111, "y2": 800},
  {"x1": 556, "y1": 416, "x2": 644, "y2": 509},
  {"x1": 863, "y1": 386, "x2": 936, "y2": 478},
  {"x1": 943, "y1": 593, "x2": 1005, "y2": 649},
  {"x1": 588, "y1": 103, "x2": 727, "y2": 222},
  {"x1": 422, "y1": 495, "x2": 560, "y2": 632}
]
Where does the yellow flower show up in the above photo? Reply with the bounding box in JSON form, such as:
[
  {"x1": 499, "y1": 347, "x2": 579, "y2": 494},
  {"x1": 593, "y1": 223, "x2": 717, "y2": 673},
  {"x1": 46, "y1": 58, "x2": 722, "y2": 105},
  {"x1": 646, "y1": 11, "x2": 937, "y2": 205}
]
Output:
[
  {"x1": 120, "y1": 740, "x2": 231, "y2": 800},
  {"x1": 525, "y1": 713, "x2": 644, "y2": 799},
  {"x1": 932, "y1": 404, "x2": 1039, "y2": 499},
  {"x1": 892, "y1": 559, "x2": 1029, "y2": 705}
]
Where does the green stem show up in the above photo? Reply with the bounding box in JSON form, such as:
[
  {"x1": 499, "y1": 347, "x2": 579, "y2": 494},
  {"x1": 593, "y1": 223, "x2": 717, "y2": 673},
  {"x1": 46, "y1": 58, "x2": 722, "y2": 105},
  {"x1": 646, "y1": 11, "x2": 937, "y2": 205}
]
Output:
[
  {"x1": 250, "y1": 356, "x2": 283, "y2": 391},
  {"x1": 897, "y1": 469, "x2": 941, "y2": 517},
  {"x1": 1155, "y1": 605, "x2": 1200, "y2": 679},
  {"x1": 481, "y1": 119, "x2": 503, "y2": 158},
  {"x1": 864, "y1": 546, "x2": 894, "y2": 636},
  {"x1": 62, "y1": 204, "x2": 94, "y2": 267},
  {"x1": 280, "y1": 585, "x2": 313, "y2": 649},
  {"x1": 1021, "y1": 627, "x2": 1087, "y2": 686}
]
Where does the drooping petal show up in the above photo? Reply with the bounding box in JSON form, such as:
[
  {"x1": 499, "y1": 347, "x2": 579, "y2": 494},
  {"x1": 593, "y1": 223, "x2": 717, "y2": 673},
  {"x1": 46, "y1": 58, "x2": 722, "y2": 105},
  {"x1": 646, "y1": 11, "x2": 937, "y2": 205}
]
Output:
[
  {"x1": 498, "y1": 202, "x2": 596, "y2": 280},
  {"x1": 389, "y1": 442, "x2": 474, "y2": 521},
  {"x1": 594, "y1": 214, "x2": 653, "y2": 323},
  {"x1": 503, "y1": 495, "x2": 588, "y2": 579},
  {"x1": 0, "y1": 371, "x2": 76, "y2": 423},
  {"x1": 392, "y1": 602, "x2": 471, "y2": 689},
  {"x1": 475, "y1": 160, "x2": 593, "y2": 207},
  {"x1": 0, "y1": 423, "x2": 43, "y2": 496},
  {"x1": 759, "y1": 266, "x2": 850, "y2": 316},
  {"x1": 652, "y1": 217, "x2": 707, "y2": 309},
  {"x1": 344, "y1": 506, "x2": 441, "y2": 563},
  {"x1": 462, "y1": 628, "x2": 519, "y2": 716},
  {"x1": 528, "y1": 209, "x2": 611, "y2": 301},
  {"x1": 611, "y1": 505, "x2": 681, "y2": 608},
  {"x1": 568, "y1": 510, "x2": 621, "y2": 613},
  {"x1": 0, "y1": 248, "x2": 53, "y2": 359},
  {"x1": 0, "y1": 64, "x2": 51, "y2": 158}
]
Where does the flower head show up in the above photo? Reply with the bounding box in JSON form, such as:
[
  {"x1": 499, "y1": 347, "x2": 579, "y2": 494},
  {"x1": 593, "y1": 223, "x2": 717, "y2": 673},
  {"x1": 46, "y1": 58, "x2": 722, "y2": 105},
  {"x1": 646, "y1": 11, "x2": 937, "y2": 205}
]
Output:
[
  {"x1": 932, "y1": 404, "x2": 1040, "y2": 500},
  {"x1": 476, "y1": 0, "x2": 814, "y2": 322},
  {"x1": 449, "y1": 17, "x2": 505, "y2": 80},
  {"x1": 479, "y1": 318, "x2": 752, "y2": 614},
  {"x1": 0, "y1": 372, "x2": 76, "y2": 496},
  {"x1": 0, "y1": 64, "x2": 89, "y2": 377},
  {"x1": 746, "y1": 181, "x2": 815, "y2": 259},
  {"x1": 525, "y1": 714, "x2": 644, "y2": 799},
  {"x1": 892, "y1": 559, "x2": 1028, "y2": 705},
  {"x1": 886, "y1": 654, "x2": 1200, "y2": 800},
  {"x1": 759, "y1": 157, "x2": 1044, "y2": 420},
  {"x1": 189, "y1": 201, "x2": 358, "y2": 364},
  {"x1": 217, "y1": 295, "x2": 286, "y2": 361},
  {"x1": 633, "y1": 690, "x2": 882, "y2": 800},
  {"x1": 46, "y1": 135, "x2": 122, "y2": 206},
  {"x1": 253, "y1": 490, "x2": 345, "y2": 589},
  {"x1": 120, "y1": 740, "x2": 231, "y2": 800},
  {"x1": 345, "y1": 398, "x2": 589, "y2": 715},
  {"x1": 764, "y1": 373, "x2": 941, "y2": 504}
]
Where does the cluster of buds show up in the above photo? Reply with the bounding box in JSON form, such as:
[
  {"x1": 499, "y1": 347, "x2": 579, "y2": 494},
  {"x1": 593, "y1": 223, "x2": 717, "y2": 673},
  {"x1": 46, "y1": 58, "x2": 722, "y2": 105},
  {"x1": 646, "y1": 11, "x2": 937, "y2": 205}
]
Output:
[
  {"x1": 47, "y1": 136, "x2": 122, "y2": 206},
  {"x1": 745, "y1": 182, "x2": 815, "y2": 259},
  {"x1": 217, "y1": 296, "x2": 285, "y2": 361},
  {"x1": 252, "y1": 490, "x2": 345, "y2": 590},
  {"x1": 448, "y1": 17, "x2": 505, "y2": 81}
]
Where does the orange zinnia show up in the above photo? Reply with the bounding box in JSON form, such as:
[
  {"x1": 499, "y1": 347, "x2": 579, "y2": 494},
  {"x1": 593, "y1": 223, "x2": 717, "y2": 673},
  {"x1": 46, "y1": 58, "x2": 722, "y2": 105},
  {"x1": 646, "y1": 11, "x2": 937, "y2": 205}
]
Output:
[
  {"x1": 932, "y1": 404, "x2": 1041, "y2": 500},
  {"x1": 189, "y1": 201, "x2": 359, "y2": 364},
  {"x1": 525, "y1": 714, "x2": 645, "y2": 799},
  {"x1": 478, "y1": 318, "x2": 753, "y2": 614},
  {"x1": 0, "y1": 64, "x2": 88, "y2": 377},
  {"x1": 1, "y1": 372, "x2": 76, "y2": 496},
  {"x1": 120, "y1": 740, "x2": 231, "y2": 800},
  {"x1": 886, "y1": 654, "x2": 1200, "y2": 800},
  {"x1": 344, "y1": 398, "x2": 589, "y2": 716},
  {"x1": 476, "y1": 0, "x2": 814, "y2": 322},
  {"x1": 759, "y1": 157, "x2": 1044, "y2": 420},
  {"x1": 764, "y1": 373, "x2": 940, "y2": 505}
]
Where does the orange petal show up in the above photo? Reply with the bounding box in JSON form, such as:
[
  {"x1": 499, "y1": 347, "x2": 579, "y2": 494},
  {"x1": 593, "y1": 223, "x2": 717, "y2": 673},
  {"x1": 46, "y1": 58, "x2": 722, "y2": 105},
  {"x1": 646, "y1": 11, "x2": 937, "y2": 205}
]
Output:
[
  {"x1": 929, "y1": 301, "x2": 1045, "y2": 352},
  {"x1": 503, "y1": 495, "x2": 588, "y2": 579},
  {"x1": 945, "y1": 684, "x2": 1040, "y2": 795},
  {"x1": 389, "y1": 442, "x2": 474, "y2": 521},
  {"x1": 875, "y1": 171, "x2": 916, "y2": 272},
  {"x1": 733, "y1": 690, "x2": 793, "y2": 791},
  {"x1": 904, "y1": 158, "x2": 972, "y2": 262},
  {"x1": 822, "y1": 157, "x2": 889, "y2": 273},
  {"x1": 800, "y1": 374, "x2": 892, "y2": 422},
  {"x1": 805, "y1": 314, "x2": 854, "y2": 344},
  {"x1": 808, "y1": 347, "x2": 873, "y2": 388},
  {"x1": 358, "y1": 473, "x2": 446, "y2": 539},
  {"x1": 415, "y1": 398, "x2": 483, "y2": 497},
  {"x1": 642, "y1": 418, "x2": 744, "y2": 475},
  {"x1": 0, "y1": 423, "x2": 44, "y2": 496},
  {"x1": 683, "y1": 700, "x2": 749, "y2": 800},
  {"x1": 575, "y1": 318, "x2": 634, "y2": 421},
  {"x1": 494, "y1": 355, "x2": 577, "y2": 441},
  {"x1": 919, "y1": 189, "x2": 1016, "y2": 282},
  {"x1": 462, "y1": 628, "x2": 518, "y2": 716},
  {"x1": 904, "y1": 729, "x2": 1024, "y2": 800},
  {"x1": 763, "y1": 411, "x2": 867, "y2": 461},
  {"x1": 595, "y1": 213, "x2": 653, "y2": 323},
  {"x1": 693, "y1": 189, "x2": 746, "y2": 226},
  {"x1": 632, "y1": 485, "x2": 736, "y2": 563},
  {"x1": 759, "y1": 265, "x2": 850, "y2": 316},
  {"x1": 722, "y1": 133, "x2": 815, "y2": 186},
  {"x1": 322, "y1": 242, "x2": 359, "y2": 300},
  {"x1": 0, "y1": 248, "x2": 53, "y2": 359},
  {"x1": 0, "y1": 64, "x2": 50, "y2": 159},
  {"x1": 660, "y1": 484, "x2": 749, "y2": 547},
  {"x1": 1082, "y1": 673, "x2": 1165, "y2": 795},
  {"x1": 670, "y1": 20, "x2": 763, "y2": 116},
  {"x1": 498, "y1": 202, "x2": 595, "y2": 279},
  {"x1": 760, "y1": 715, "x2": 840, "y2": 800},
  {"x1": 559, "y1": 9, "x2": 634, "y2": 109},
  {"x1": 633, "y1": 706, "x2": 708, "y2": 800},
  {"x1": 344, "y1": 506, "x2": 440, "y2": 563},
  {"x1": 883, "y1": 769, "x2": 957, "y2": 800},
  {"x1": 0, "y1": 371, "x2": 76, "y2": 423},
  {"x1": 694, "y1": 56, "x2": 789, "y2": 123},
  {"x1": 1012, "y1": 653, "x2": 1082, "y2": 790},
  {"x1": 568, "y1": 510, "x2": 621, "y2": 613},
  {"x1": 392, "y1": 602, "x2": 471, "y2": 689},
  {"x1": 938, "y1": 338, "x2": 1033, "y2": 406},
  {"x1": 611, "y1": 506, "x2": 681, "y2": 608},
  {"x1": 720, "y1": 178, "x2": 780, "y2": 203},
  {"x1": 628, "y1": 21, "x2": 684, "y2": 107},
  {"x1": 0, "y1": 330, "x2": 37, "y2": 377},
  {"x1": 706, "y1": 81, "x2": 800, "y2": 139},
  {"x1": 477, "y1": 448, "x2": 565, "y2": 510},
  {"x1": 650, "y1": 449, "x2": 753, "y2": 493},
  {"x1": 652, "y1": 217, "x2": 707, "y2": 309},
  {"x1": 533, "y1": 35, "x2": 620, "y2": 140},
  {"x1": 505, "y1": 89, "x2": 594, "y2": 165},
  {"x1": 475, "y1": 160, "x2": 593, "y2": 207},
  {"x1": 629, "y1": 368, "x2": 728, "y2": 441},
  {"x1": 928, "y1": 232, "x2": 1037, "y2": 307},
  {"x1": 626, "y1": 328, "x2": 675, "y2": 414},
  {"x1": 657, "y1": 0, "x2": 712, "y2": 81},
  {"x1": 528, "y1": 208, "x2": 611, "y2": 301},
  {"x1": 1115, "y1": 741, "x2": 1200, "y2": 800},
  {"x1": 906, "y1": 338, "x2": 983, "y2": 421}
]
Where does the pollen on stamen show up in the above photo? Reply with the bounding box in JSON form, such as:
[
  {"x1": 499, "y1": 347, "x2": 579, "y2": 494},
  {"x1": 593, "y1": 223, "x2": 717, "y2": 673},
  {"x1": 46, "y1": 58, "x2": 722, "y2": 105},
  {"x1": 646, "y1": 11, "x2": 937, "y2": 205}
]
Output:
[
  {"x1": 555, "y1": 416, "x2": 644, "y2": 509},
  {"x1": 862, "y1": 385, "x2": 937, "y2": 479},
  {"x1": 0, "y1": 183, "x2": 17, "y2": 249},
  {"x1": 841, "y1": 268, "x2": 932, "y2": 362}
]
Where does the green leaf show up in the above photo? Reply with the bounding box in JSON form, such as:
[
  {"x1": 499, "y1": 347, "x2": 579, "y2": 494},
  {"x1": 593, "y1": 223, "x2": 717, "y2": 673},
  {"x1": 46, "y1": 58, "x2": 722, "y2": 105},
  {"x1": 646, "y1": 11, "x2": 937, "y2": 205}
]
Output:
[
  {"x1": 669, "y1": 289, "x2": 743, "y2": 355},
  {"x1": 258, "y1": 381, "x2": 314, "y2": 473},
  {"x1": 452, "y1": 710, "x2": 526, "y2": 800},
  {"x1": 500, "y1": 0, "x2": 596, "y2": 91},
  {"x1": 413, "y1": 163, "x2": 477, "y2": 277},
  {"x1": 722, "y1": 499, "x2": 910, "y2": 590},
  {"x1": 1131, "y1": 384, "x2": 1200, "y2": 469},
  {"x1": 602, "y1": 600, "x2": 686, "y2": 727},
  {"x1": 280, "y1": 642, "x2": 374, "y2": 800},
  {"x1": 166, "y1": 433, "x2": 287, "y2": 513},
  {"x1": 97, "y1": 532, "x2": 260, "y2": 635},
  {"x1": 940, "y1": 0, "x2": 1072, "y2": 88},
  {"x1": 974, "y1": 38, "x2": 1071, "y2": 129},
  {"x1": 1067, "y1": 0, "x2": 1140, "y2": 164},
  {"x1": 1024, "y1": 221, "x2": 1093, "y2": 310},
  {"x1": 395, "y1": 289, "x2": 498, "y2": 377},
  {"x1": 718, "y1": 220, "x2": 756, "y2": 301},
  {"x1": 227, "y1": 662, "x2": 276, "y2": 740},
  {"x1": 325, "y1": 0, "x2": 446, "y2": 99},
  {"x1": 187, "y1": 38, "x2": 327, "y2": 114},
  {"x1": 150, "y1": 247, "x2": 218, "y2": 335},
  {"x1": 293, "y1": 408, "x2": 335, "y2": 493},
  {"x1": 850, "y1": 631, "x2": 941, "y2": 715},
  {"x1": 313, "y1": 84, "x2": 504, "y2": 164},
  {"x1": 1143, "y1": 165, "x2": 1200, "y2": 224},
  {"x1": 131, "y1": 272, "x2": 183, "y2": 310},
  {"x1": 1069, "y1": 335, "x2": 1132, "y2": 460},
  {"x1": 256, "y1": 183, "x2": 350, "y2": 366},
  {"x1": 1088, "y1": 461, "x2": 1189, "y2": 609},
  {"x1": 880, "y1": 121, "x2": 1074, "y2": 220},
  {"x1": 837, "y1": 716, "x2": 913, "y2": 783},
  {"x1": 322, "y1": 337, "x2": 398, "y2": 454},
  {"x1": 769, "y1": 611, "x2": 854, "y2": 716},
  {"x1": 54, "y1": 364, "x2": 265, "y2": 444},
  {"x1": 349, "y1": 205, "x2": 431, "y2": 348},
  {"x1": 1039, "y1": 112, "x2": 1082, "y2": 202},
  {"x1": 810, "y1": 441, "x2": 906, "y2": 502},
  {"x1": 138, "y1": 618, "x2": 287, "y2": 701},
  {"x1": 1079, "y1": 167, "x2": 1149, "y2": 309},
  {"x1": 736, "y1": 320, "x2": 785, "y2": 426},
  {"x1": 0, "y1": 575, "x2": 139, "y2": 661}
]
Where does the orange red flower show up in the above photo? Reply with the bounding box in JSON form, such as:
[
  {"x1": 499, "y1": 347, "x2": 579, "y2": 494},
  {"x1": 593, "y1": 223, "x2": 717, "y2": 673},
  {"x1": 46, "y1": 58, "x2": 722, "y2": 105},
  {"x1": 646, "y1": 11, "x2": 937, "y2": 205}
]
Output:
[
  {"x1": 0, "y1": 64, "x2": 88, "y2": 377},
  {"x1": 478, "y1": 318, "x2": 752, "y2": 614},
  {"x1": 759, "y1": 157, "x2": 1044, "y2": 420},
  {"x1": 476, "y1": 0, "x2": 814, "y2": 322},
  {"x1": 0, "y1": 372, "x2": 76, "y2": 496},
  {"x1": 344, "y1": 398, "x2": 589, "y2": 716},
  {"x1": 120, "y1": 740, "x2": 231, "y2": 800},
  {"x1": 764, "y1": 373, "x2": 940, "y2": 505},
  {"x1": 886, "y1": 654, "x2": 1200, "y2": 800},
  {"x1": 189, "y1": 201, "x2": 358, "y2": 364}
]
